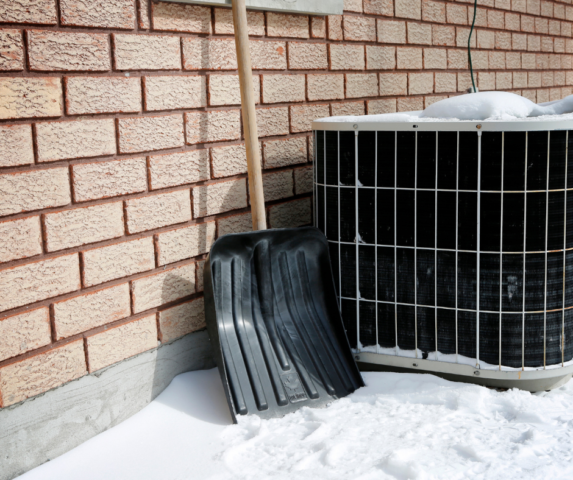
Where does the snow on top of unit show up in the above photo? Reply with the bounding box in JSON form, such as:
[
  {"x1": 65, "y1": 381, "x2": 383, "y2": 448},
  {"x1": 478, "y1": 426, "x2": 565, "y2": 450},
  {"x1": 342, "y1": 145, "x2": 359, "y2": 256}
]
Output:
[{"x1": 317, "y1": 91, "x2": 573, "y2": 123}]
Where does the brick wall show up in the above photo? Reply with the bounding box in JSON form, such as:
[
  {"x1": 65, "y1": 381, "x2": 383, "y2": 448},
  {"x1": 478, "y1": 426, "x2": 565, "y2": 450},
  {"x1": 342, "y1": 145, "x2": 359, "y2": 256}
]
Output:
[{"x1": 0, "y1": 0, "x2": 572, "y2": 408}]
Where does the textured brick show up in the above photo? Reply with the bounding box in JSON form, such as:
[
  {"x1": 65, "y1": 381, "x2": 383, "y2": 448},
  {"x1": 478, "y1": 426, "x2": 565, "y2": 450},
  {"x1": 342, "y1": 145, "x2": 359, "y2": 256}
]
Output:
[
  {"x1": 132, "y1": 263, "x2": 195, "y2": 313},
  {"x1": 27, "y1": 30, "x2": 109, "y2": 72},
  {"x1": 183, "y1": 38, "x2": 235, "y2": 70},
  {"x1": 344, "y1": 0, "x2": 363, "y2": 12},
  {"x1": 527, "y1": 0, "x2": 540, "y2": 15},
  {"x1": 214, "y1": 8, "x2": 265, "y2": 35},
  {"x1": 53, "y1": 284, "x2": 130, "y2": 339},
  {"x1": 555, "y1": 39, "x2": 565, "y2": 54},
  {"x1": 522, "y1": 53, "x2": 536, "y2": 69},
  {"x1": 488, "y1": 51, "x2": 505, "y2": 70},
  {"x1": 397, "y1": 47, "x2": 423, "y2": 69},
  {"x1": 542, "y1": 71, "x2": 554, "y2": 87},
  {"x1": 555, "y1": 71, "x2": 565, "y2": 86},
  {"x1": 432, "y1": 25, "x2": 455, "y2": 46},
  {"x1": 0, "y1": 217, "x2": 42, "y2": 263},
  {"x1": 541, "y1": 37, "x2": 554, "y2": 52},
  {"x1": 151, "y1": 2, "x2": 211, "y2": 33},
  {"x1": 193, "y1": 179, "x2": 247, "y2": 218},
  {"x1": 262, "y1": 170, "x2": 293, "y2": 202},
  {"x1": 424, "y1": 48, "x2": 447, "y2": 69},
  {"x1": 496, "y1": 31, "x2": 512, "y2": 50},
  {"x1": 505, "y1": 12, "x2": 521, "y2": 31},
  {"x1": 513, "y1": 0, "x2": 527, "y2": 12},
  {"x1": 0, "y1": 30, "x2": 24, "y2": 71},
  {"x1": 435, "y1": 72, "x2": 457, "y2": 93},
  {"x1": 396, "y1": 0, "x2": 422, "y2": 20},
  {"x1": 126, "y1": 190, "x2": 191, "y2": 234},
  {"x1": 196, "y1": 260, "x2": 205, "y2": 292},
  {"x1": 66, "y1": 77, "x2": 141, "y2": 115},
  {"x1": 488, "y1": 10, "x2": 504, "y2": 29},
  {"x1": 365, "y1": 0, "x2": 394, "y2": 15},
  {"x1": 506, "y1": 52, "x2": 521, "y2": 69},
  {"x1": 288, "y1": 42, "x2": 327, "y2": 70},
  {"x1": 294, "y1": 166, "x2": 313, "y2": 194},
  {"x1": 496, "y1": 72, "x2": 513, "y2": 89},
  {"x1": 456, "y1": 27, "x2": 476, "y2": 48},
  {"x1": 72, "y1": 157, "x2": 147, "y2": 202},
  {"x1": 36, "y1": 119, "x2": 116, "y2": 162},
  {"x1": 478, "y1": 72, "x2": 496, "y2": 91},
  {"x1": 118, "y1": 115, "x2": 184, "y2": 153},
  {"x1": 379, "y1": 73, "x2": 408, "y2": 96},
  {"x1": 0, "y1": 340, "x2": 85, "y2": 407},
  {"x1": 457, "y1": 72, "x2": 473, "y2": 92},
  {"x1": 44, "y1": 202, "x2": 124, "y2": 252},
  {"x1": 148, "y1": 150, "x2": 210, "y2": 190},
  {"x1": 267, "y1": 12, "x2": 309, "y2": 38},
  {"x1": 268, "y1": 198, "x2": 311, "y2": 229},
  {"x1": 0, "y1": 124, "x2": 34, "y2": 167},
  {"x1": 367, "y1": 98, "x2": 397, "y2": 114},
  {"x1": 0, "y1": 0, "x2": 57, "y2": 25},
  {"x1": 535, "y1": 17, "x2": 548, "y2": 34},
  {"x1": 211, "y1": 143, "x2": 249, "y2": 178},
  {"x1": 476, "y1": 29, "x2": 494, "y2": 49},
  {"x1": 448, "y1": 49, "x2": 469, "y2": 69},
  {"x1": 290, "y1": 104, "x2": 330, "y2": 133},
  {"x1": 0, "y1": 168, "x2": 70, "y2": 216},
  {"x1": 138, "y1": 0, "x2": 149, "y2": 29},
  {"x1": 209, "y1": 74, "x2": 260, "y2": 106},
  {"x1": 86, "y1": 315, "x2": 157, "y2": 372},
  {"x1": 346, "y1": 73, "x2": 379, "y2": 98},
  {"x1": 309, "y1": 17, "x2": 325, "y2": 39},
  {"x1": 528, "y1": 35, "x2": 541, "y2": 52},
  {"x1": 528, "y1": 71, "x2": 541, "y2": 87},
  {"x1": 397, "y1": 96, "x2": 424, "y2": 111},
  {"x1": 378, "y1": 20, "x2": 407, "y2": 44},
  {"x1": 185, "y1": 110, "x2": 240, "y2": 145},
  {"x1": 367, "y1": 46, "x2": 396, "y2": 70},
  {"x1": 330, "y1": 44, "x2": 365, "y2": 70},
  {"x1": 82, "y1": 237, "x2": 155, "y2": 287},
  {"x1": 408, "y1": 22, "x2": 432, "y2": 45},
  {"x1": 422, "y1": 0, "x2": 445, "y2": 22},
  {"x1": 556, "y1": 5, "x2": 566, "y2": 20},
  {"x1": 144, "y1": 76, "x2": 206, "y2": 111},
  {"x1": 256, "y1": 107, "x2": 289, "y2": 137},
  {"x1": 344, "y1": 16, "x2": 376, "y2": 42},
  {"x1": 537, "y1": 88, "x2": 549, "y2": 103},
  {"x1": 409, "y1": 72, "x2": 434, "y2": 94},
  {"x1": 0, "y1": 254, "x2": 80, "y2": 312},
  {"x1": 157, "y1": 222, "x2": 215, "y2": 266},
  {"x1": 331, "y1": 101, "x2": 365, "y2": 116},
  {"x1": 447, "y1": 3, "x2": 467, "y2": 24},
  {"x1": 60, "y1": 0, "x2": 134, "y2": 29},
  {"x1": 263, "y1": 136, "x2": 307, "y2": 168},
  {"x1": 328, "y1": 16, "x2": 343, "y2": 41},
  {"x1": 425, "y1": 95, "x2": 446, "y2": 107},
  {"x1": 307, "y1": 74, "x2": 344, "y2": 101},
  {"x1": 159, "y1": 297, "x2": 205, "y2": 343},
  {"x1": 113, "y1": 34, "x2": 181, "y2": 70},
  {"x1": 0, "y1": 308, "x2": 50, "y2": 362},
  {"x1": 261, "y1": 74, "x2": 305, "y2": 104},
  {"x1": 521, "y1": 15, "x2": 535, "y2": 32},
  {"x1": 0, "y1": 77, "x2": 62, "y2": 120},
  {"x1": 218, "y1": 212, "x2": 252, "y2": 236},
  {"x1": 513, "y1": 71, "x2": 528, "y2": 88}
]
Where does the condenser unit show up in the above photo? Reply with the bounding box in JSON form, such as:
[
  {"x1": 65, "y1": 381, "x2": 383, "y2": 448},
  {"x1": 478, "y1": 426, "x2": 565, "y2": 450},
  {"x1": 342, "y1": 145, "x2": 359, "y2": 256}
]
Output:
[{"x1": 312, "y1": 118, "x2": 573, "y2": 391}]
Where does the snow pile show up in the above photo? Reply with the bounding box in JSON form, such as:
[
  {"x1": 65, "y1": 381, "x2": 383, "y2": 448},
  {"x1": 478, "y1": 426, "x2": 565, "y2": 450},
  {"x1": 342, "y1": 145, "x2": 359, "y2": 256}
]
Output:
[
  {"x1": 18, "y1": 369, "x2": 573, "y2": 480},
  {"x1": 317, "y1": 91, "x2": 573, "y2": 123}
]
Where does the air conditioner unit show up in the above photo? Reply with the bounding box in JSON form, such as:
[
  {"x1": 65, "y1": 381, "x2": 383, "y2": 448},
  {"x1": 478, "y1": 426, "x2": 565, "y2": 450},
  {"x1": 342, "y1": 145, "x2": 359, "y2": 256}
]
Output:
[{"x1": 312, "y1": 118, "x2": 573, "y2": 391}]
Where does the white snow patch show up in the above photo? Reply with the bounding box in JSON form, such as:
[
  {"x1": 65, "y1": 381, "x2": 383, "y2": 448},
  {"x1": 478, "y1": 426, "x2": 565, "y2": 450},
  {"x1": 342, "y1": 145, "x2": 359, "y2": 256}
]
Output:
[
  {"x1": 17, "y1": 369, "x2": 573, "y2": 480},
  {"x1": 317, "y1": 91, "x2": 573, "y2": 123}
]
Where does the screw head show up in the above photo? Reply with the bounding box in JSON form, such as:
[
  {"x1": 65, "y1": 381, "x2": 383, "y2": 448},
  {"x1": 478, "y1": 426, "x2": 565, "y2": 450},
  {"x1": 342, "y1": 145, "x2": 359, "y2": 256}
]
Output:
[
  {"x1": 476, "y1": 124, "x2": 482, "y2": 130},
  {"x1": 413, "y1": 363, "x2": 418, "y2": 367},
  {"x1": 353, "y1": 124, "x2": 358, "y2": 130},
  {"x1": 354, "y1": 355, "x2": 360, "y2": 361},
  {"x1": 474, "y1": 370, "x2": 480, "y2": 376}
]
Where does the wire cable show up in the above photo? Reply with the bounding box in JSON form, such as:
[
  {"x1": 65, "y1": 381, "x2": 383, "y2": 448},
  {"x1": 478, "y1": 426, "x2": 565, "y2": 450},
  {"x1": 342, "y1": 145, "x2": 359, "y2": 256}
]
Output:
[{"x1": 468, "y1": 0, "x2": 478, "y2": 93}]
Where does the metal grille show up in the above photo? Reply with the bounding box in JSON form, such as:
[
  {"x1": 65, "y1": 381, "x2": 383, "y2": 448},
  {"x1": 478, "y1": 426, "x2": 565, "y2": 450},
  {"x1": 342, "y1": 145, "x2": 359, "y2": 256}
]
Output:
[{"x1": 314, "y1": 128, "x2": 573, "y2": 370}]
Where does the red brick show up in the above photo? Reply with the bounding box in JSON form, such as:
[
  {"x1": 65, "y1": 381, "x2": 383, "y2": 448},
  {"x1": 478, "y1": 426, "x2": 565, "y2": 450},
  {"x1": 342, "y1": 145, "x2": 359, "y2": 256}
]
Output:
[
  {"x1": 364, "y1": 0, "x2": 394, "y2": 16},
  {"x1": 0, "y1": 254, "x2": 80, "y2": 312},
  {"x1": 307, "y1": 74, "x2": 344, "y2": 101},
  {"x1": 367, "y1": 46, "x2": 396, "y2": 70},
  {"x1": 66, "y1": 77, "x2": 141, "y2": 115},
  {"x1": 268, "y1": 198, "x2": 311, "y2": 229},
  {"x1": 422, "y1": 0, "x2": 445, "y2": 22},
  {"x1": 267, "y1": 12, "x2": 309, "y2": 38},
  {"x1": 126, "y1": 190, "x2": 191, "y2": 234},
  {"x1": 159, "y1": 297, "x2": 205, "y2": 343},
  {"x1": 368, "y1": 99, "x2": 396, "y2": 114},
  {"x1": 447, "y1": 3, "x2": 467, "y2": 24},
  {"x1": 185, "y1": 110, "x2": 240, "y2": 145},
  {"x1": 288, "y1": 42, "x2": 327, "y2": 70},
  {"x1": 378, "y1": 20, "x2": 407, "y2": 44},
  {"x1": 144, "y1": 75, "x2": 206, "y2": 111},
  {"x1": 0, "y1": 167, "x2": 70, "y2": 216},
  {"x1": 396, "y1": 0, "x2": 422, "y2": 20},
  {"x1": 0, "y1": 0, "x2": 57, "y2": 25},
  {"x1": 257, "y1": 107, "x2": 290, "y2": 137},
  {"x1": 213, "y1": 8, "x2": 265, "y2": 36},
  {"x1": 60, "y1": 0, "x2": 134, "y2": 29},
  {"x1": 397, "y1": 47, "x2": 423, "y2": 69},
  {"x1": 148, "y1": 150, "x2": 210, "y2": 190},
  {"x1": 0, "y1": 340, "x2": 85, "y2": 407},
  {"x1": 151, "y1": 2, "x2": 211, "y2": 33},
  {"x1": 290, "y1": 104, "x2": 330, "y2": 133},
  {"x1": 193, "y1": 179, "x2": 247, "y2": 218},
  {"x1": 156, "y1": 221, "x2": 215, "y2": 266},
  {"x1": 346, "y1": 73, "x2": 379, "y2": 98},
  {"x1": 311, "y1": 16, "x2": 326, "y2": 38},
  {"x1": 379, "y1": 73, "x2": 408, "y2": 96},
  {"x1": 82, "y1": 237, "x2": 155, "y2": 287},
  {"x1": 53, "y1": 283, "x2": 130, "y2": 339},
  {"x1": 72, "y1": 157, "x2": 147, "y2": 202},
  {"x1": 113, "y1": 34, "x2": 181, "y2": 71},
  {"x1": 344, "y1": 16, "x2": 376, "y2": 42},
  {"x1": 0, "y1": 124, "x2": 34, "y2": 167},
  {"x1": 209, "y1": 74, "x2": 260, "y2": 106},
  {"x1": 331, "y1": 101, "x2": 365, "y2": 116},
  {"x1": 27, "y1": 30, "x2": 109, "y2": 72},
  {"x1": 0, "y1": 77, "x2": 62, "y2": 120},
  {"x1": 432, "y1": 25, "x2": 455, "y2": 46},
  {"x1": 0, "y1": 217, "x2": 42, "y2": 264},
  {"x1": 261, "y1": 74, "x2": 305, "y2": 104},
  {"x1": 328, "y1": 16, "x2": 343, "y2": 41},
  {"x1": 0, "y1": 30, "x2": 24, "y2": 71},
  {"x1": 0, "y1": 308, "x2": 50, "y2": 362},
  {"x1": 330, "y1": 44, "x2": 365, "y2": 70},
  {"x1": 263, "y1": 136, "x2": 307, "y2": 168},
  {"x1": 118, "y1": 114, "x2": 184, "y2": 154},
  {"x1": 86, "y1": 315, "x2": 157, "y2": 372}
]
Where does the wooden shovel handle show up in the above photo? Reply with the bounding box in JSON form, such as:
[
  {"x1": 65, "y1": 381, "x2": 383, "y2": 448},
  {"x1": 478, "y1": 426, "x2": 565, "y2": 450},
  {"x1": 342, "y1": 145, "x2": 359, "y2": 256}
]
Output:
[{"x1": 232, "y1": 0, "x2": 267, "y2": 231}]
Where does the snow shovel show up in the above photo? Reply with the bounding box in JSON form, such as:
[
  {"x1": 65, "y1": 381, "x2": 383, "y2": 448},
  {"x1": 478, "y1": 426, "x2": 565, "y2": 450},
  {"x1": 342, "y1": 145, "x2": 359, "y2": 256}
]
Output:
[{"x1": 203, "y1": 0, "x2": 364, "y2": 423}]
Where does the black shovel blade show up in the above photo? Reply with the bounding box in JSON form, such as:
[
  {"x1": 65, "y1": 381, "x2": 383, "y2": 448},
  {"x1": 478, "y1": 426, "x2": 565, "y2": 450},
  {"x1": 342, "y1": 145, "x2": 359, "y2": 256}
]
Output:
[{"x1": 203, "y1": 226, "x2": 364, "y2": 423}]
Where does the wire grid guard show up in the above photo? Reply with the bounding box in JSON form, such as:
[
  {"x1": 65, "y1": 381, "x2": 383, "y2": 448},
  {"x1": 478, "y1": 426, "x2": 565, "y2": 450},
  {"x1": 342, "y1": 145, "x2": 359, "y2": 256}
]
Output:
[{"x1": 313, "y1": 128, "x2": 573, "y2": 370}]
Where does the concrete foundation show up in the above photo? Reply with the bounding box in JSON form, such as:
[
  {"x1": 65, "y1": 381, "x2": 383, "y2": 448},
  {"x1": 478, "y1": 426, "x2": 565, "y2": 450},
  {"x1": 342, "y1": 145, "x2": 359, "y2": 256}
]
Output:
[{"x1": 0, "y1": 331, "x2": 214, "y2": 480}]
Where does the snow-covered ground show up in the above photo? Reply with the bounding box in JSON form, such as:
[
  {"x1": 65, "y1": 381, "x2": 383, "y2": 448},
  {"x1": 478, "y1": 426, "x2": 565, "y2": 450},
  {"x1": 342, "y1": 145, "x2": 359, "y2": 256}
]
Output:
[{"x1": 17, "y1": 368, "x2": 573, "y2": 480}]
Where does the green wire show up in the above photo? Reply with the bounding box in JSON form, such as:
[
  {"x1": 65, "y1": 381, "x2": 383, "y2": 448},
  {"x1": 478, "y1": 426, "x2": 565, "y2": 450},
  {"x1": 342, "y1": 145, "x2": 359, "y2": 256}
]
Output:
[{"x1": 468, "y1": 0, "x2": 478, "y2": 93}]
